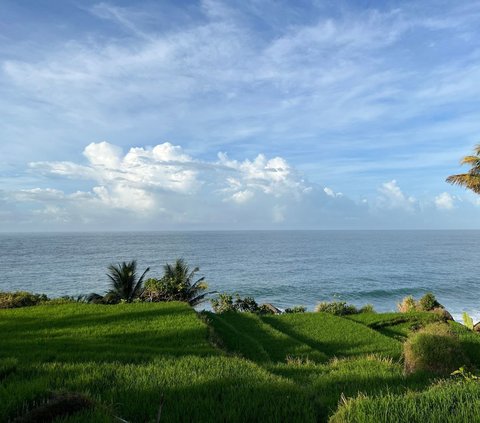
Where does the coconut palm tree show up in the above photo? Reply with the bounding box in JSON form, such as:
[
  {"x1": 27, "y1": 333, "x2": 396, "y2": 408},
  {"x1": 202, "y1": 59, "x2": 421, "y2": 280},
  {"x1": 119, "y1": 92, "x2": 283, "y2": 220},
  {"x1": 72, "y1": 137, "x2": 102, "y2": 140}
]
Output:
[
  {"x1": 446, "y1": 144, "x2": 480, "y2": 194},
  {"x1": 87, "y1": 260, "x2": 150, "y2": 304},
  {"x1": 161, "y1": 258, "x2": 211, "y2": 306}
]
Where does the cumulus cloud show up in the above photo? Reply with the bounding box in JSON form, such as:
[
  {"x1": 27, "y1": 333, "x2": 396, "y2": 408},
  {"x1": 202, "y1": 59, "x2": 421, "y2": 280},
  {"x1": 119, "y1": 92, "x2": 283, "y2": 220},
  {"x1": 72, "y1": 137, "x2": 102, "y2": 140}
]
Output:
[
  {"x1": 218, "y1": 152, "x2": 310, "y2": 203},
  {"x1": 377, "y1": 180, "x2": 417, "y2": 212},
  {"x1": 435, "y1": 192, "x2": 456, "y2": 210},
  {"x1": 17, "y1": 141, "x2": 315, "y2": 225},
  {"x1": 30, "y1": 141, "x2": 200, "y2": 213},
  {"x1": 3, "y1": 142, "x2": 480, "y2": 230}
]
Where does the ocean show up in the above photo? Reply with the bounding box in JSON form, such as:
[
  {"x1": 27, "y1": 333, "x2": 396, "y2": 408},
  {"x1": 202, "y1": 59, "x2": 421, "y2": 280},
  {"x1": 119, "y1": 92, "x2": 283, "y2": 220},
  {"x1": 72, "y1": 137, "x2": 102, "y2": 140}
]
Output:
[{"x1": 1, "y1": 230, "x2": 478, "y2": 321}]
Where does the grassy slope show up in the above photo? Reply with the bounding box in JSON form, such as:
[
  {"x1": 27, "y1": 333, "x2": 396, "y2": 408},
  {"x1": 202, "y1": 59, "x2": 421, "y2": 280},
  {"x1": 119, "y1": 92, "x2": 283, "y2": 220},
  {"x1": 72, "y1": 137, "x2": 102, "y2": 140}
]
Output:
[
  {"x1": 264, "y1": 312, "x2": 403, "y2": 359},
  {"x1": 0, "y1": 303, "x2": 315, "y2": 423},
  {"x1": 346, "y1": 312, "x2": 443, "y2": 340},
  {"x1": 206, "y1": 311, "x2": 328, "y2": 363},
  {"x1": 330, "y1": 380, "x2": 480, "y2": 423},
  {"x1": 2, "y1": 304, "x2": 479, "y2": 422}
]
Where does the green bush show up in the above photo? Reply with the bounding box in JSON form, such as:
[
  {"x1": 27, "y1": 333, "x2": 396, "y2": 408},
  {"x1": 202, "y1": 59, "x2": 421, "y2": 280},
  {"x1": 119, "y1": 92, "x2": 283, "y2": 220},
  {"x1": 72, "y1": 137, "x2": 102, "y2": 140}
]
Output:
[
  {"x1": 285, "y1": 306, "x2": 307, "y2": 313},
  {"x1": 418, "y1": 292, "x2": 440, "y2": 311},
  {"x1": 398, "y1": 293, "x2": 442, "y2": 313},
  {"x1": 359, "y1": 304, "x2": 376, "y2": 313},
  {"x1": 404, "y1": 323, "x2": 467, "y2": 375},
  {"x1": 211, "y1": 293, "x2": 274, "y2": 314},
  {"x1": 0, "y1": 291, "x2": 49, "y2": 309},
  {"x1": 211, "y1": 293, "x2": 236, "y2": 313},
  {"x1": 315, "y1": 301, "x2": 358, "y2": 316}
]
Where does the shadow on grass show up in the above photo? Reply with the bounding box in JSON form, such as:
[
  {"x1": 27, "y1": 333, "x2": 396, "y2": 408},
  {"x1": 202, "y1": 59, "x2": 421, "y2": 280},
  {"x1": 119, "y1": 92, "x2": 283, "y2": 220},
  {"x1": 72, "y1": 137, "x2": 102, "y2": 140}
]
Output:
[{"x1": 2, "y1": 358, "x2": 318, "y2": 423}]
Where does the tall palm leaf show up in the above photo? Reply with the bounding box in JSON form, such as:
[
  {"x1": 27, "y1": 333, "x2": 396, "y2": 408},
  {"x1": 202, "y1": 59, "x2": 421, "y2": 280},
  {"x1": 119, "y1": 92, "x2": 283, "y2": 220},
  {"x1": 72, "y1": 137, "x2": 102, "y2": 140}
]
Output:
[
  {"x1": 446, "y1": 145, "x2": 480, "y2": 194},
  {"x1": 106, "y1": 260, "x2": 150, "y2": 303},
  {"x1": 162, "y1": 258, "x2": 212, "y2": 306}
]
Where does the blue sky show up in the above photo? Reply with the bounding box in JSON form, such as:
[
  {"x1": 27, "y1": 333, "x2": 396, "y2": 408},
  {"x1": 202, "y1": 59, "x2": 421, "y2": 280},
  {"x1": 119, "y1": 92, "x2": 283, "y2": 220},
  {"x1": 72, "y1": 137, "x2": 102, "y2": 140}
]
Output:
[{"x1": 1, "y1": 0, "x2": 480, "y2": 230}]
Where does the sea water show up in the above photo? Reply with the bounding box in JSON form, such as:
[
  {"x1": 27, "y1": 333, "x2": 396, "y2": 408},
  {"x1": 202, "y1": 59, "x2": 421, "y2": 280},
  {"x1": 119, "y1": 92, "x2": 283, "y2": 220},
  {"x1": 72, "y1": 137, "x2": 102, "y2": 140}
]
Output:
[{"x1": 1, "y1": 230, "x2": 478, "y2": 321}]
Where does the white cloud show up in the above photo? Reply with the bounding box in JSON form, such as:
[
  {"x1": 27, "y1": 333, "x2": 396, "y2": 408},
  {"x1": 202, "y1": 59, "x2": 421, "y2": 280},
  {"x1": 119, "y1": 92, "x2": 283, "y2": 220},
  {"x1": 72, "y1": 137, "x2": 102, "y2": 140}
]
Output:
[
  {"x1": 20, "y1": 142, "x2": 311, "y2": 222},
  {"x1": 377, "y1": 180, "x2": 417, "y2": 212},
  {"x1": 218, "y1": 152, "x2": 310, "y2": 202},
  {"x1": 30, "y1": 141, "x2": 200, "y2": 213},
  {"x1": 435, "y1": 192, "x2": 455, "y2": 210},
  {"x1": 324, "y1": 187, "x2": 343, "y2": 198}
]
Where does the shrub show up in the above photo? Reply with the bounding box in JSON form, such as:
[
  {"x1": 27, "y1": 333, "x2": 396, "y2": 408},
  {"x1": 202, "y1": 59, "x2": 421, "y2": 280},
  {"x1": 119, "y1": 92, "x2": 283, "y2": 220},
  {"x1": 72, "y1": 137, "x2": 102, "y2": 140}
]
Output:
[
  {"x1": 359, "y1": 304, "x2": 375, "y2": 313},
  {"x1": 211, "y1": 293, "x2": 235, "y2": 313},
  {"x1": 285, "y1": 306, "x2": 307, "y2": 313},
  {"x1": 211, "y1": 294, "x2": 276, "y2": 314},
  {"x1": 463, "y1": 312, "x2": 474, "y2": 330},
  {"x1": 398, "y1": 293, "x2": 442, "y2": 313},
  {"x1": 0, "y1": 291, "x2": 49, "y2": 309},
  {"x1": 404, "y1": 322, "x2": 467, "y2": 375},
  {"x1": 236, "y1": 296, "x2": 260, "y2": 313},
  {"x1": 418, "y1": 292, "x2": 440, "y2": 311},
  {"x1": 397, "y1": 295, "x2": 417, "y2": 313},
  {"x1": 141, "y1": 259, "x2": 210, "y2": 306},
  {"x1": 315, "y1": 301, "x2": 359, "y2": 316}
]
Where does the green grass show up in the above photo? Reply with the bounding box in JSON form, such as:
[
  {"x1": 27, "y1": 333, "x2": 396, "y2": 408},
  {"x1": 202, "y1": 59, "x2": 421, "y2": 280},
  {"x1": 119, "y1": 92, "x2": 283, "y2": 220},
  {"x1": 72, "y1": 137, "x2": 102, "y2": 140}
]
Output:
[
  {"x1": 269, "y1": 355, "x2": 433, "y2": 421},
  {"x1": 2, "y1": 303, "x2": 479, "y2": 422},
  {"x1": 0, "y1": 302, "x2": 217, "y2": 363},
  {"x1": 1, "y1": 358, "x2": 315, "y2": 422},
  {"x1": 263, "y1": 312, "x2": 403, "y2": 359},
  {"x1": 346, "y1": 312, "x2": 443, "y2": 340},
  {"x1": 330, "y1": 379, "x2": 480, "y2": 423},
  {"x1": 449, "y1": 321, "x2": 480, "y2": 368},
  {"x1": 206, "y1": 311, "x2": 328, "y2": 363},
  {"x1": 0, "y1": 303, "x2": 316, "y2": 422}
]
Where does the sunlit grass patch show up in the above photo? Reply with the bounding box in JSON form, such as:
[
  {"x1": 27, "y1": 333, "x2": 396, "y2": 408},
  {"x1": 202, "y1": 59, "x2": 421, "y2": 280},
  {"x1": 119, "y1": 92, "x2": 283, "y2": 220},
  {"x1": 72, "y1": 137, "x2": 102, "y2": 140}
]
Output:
[
  {"x1": 330, "y1": 379, "x2": 480, "y2": 423},
  {"x1": 0, "y1": 302, "x2": 217, "y2": 363},
  {"x1": 206, "y1": 311, "x2": 328, "y2": 363},
  {"x1": 263, "y1": 312, "x2": 402, "y2": 359},
  {"x1": 346, "y1": 311, "x2": 445, "y2": 341}
]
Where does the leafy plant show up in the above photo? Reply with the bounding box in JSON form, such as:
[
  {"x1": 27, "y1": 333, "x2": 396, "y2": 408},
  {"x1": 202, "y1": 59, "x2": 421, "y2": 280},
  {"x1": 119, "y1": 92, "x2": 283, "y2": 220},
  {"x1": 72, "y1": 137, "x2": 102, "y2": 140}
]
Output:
[
  {"x1": 397, "y1": 295, "x2": 417, "y2": 313},
  {"x1": 211, "y1": 293, "x2": 236, "y2": 313},
  {"x1": 451, "y1": 366, "x2": 480, "y2": 381},
  {"x1": 88, "y1": 260, "x2": 150, "y2": 304},
  {"x1": 211, "y1": 293, "x2": 276, "y2": 314},
  {"x1": 359, "y1": 304, "x2": 375, "y2": 313},
  {"x1": 0, "y1": 291, "x2": 49, "y2": 309},
  {"x1": 463, "y1": 312, "x2": 474, "y2": 330},
  {"x1": 315, "y1": 301, "x2": 358, "y2": 316},
  {"x1": 285, "y1": 306, "x2": 307, "y2": 314},
  {"x1": 446, "y1": 144, "x2": 480, "y2": 194},
  {"x1": 142, "y1": 259, "x2": 211, "y2": 306},
  {"x1": 418, "y1": 292, "x2": 440, "y2": 311}
]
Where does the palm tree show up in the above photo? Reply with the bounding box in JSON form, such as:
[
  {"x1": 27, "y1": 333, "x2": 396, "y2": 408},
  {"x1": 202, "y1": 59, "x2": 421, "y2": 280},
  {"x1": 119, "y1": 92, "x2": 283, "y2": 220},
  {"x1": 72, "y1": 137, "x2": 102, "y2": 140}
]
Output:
[
  {"x1": 88, "y1": 260, "x2": 150, "y2": 304},
  {"x1": 106, "y1": 260, "x2": 150, "y2": 303},
  {"x1": 446, "y1": 144, "x2": 480, "y2": 194},
  {"x1": 162, "y1": 258, "x2": 211, "y2": 306}
]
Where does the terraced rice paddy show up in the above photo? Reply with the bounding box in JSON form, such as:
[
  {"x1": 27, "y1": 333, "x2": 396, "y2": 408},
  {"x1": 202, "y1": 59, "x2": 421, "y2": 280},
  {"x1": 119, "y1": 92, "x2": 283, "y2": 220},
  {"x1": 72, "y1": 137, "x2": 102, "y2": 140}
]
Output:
[{"x1": 1, "y1": 303, "x2": 479, "y2": 422}]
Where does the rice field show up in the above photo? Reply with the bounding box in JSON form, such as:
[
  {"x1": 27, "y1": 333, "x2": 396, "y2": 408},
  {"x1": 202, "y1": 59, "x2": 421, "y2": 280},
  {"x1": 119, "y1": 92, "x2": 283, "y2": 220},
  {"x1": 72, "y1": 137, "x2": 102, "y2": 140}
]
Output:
[{"x1": 1, "y1": 302, "x2": 479, "y2": 422}]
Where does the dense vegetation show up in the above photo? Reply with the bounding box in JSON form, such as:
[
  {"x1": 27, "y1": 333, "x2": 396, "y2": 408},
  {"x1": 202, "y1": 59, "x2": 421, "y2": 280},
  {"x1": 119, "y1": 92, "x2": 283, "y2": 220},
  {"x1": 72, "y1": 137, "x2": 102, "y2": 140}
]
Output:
[{"x1": 1, "y1": 298, "x2": 480, "y2": 422}]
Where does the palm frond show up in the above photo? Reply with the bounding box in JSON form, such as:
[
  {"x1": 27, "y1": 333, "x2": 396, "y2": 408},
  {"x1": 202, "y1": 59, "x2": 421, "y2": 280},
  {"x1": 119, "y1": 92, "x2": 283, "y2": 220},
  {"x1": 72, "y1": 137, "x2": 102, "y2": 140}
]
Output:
[{"x1": 446, "y1": 173, "x2": 480, "y2": 193}]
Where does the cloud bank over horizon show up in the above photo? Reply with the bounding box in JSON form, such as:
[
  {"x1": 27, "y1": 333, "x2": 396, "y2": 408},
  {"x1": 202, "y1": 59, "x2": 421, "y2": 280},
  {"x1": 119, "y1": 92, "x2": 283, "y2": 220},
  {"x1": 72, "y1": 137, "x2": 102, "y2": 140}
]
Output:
[
  {"x1": 1, "y1": 0, "x2": 480, "y2": 230},
  {"x1": 1, "y1": 140, "x2": 479, "y2": 231}
]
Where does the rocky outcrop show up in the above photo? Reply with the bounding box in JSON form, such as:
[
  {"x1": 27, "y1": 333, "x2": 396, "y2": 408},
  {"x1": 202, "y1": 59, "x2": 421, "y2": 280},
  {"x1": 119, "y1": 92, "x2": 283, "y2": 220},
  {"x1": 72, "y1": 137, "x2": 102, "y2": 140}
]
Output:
[
  {"x1": 474, "y1": 322, "x2": 480, "y2": 333},
  {"x1": 432, "y1": 307, "x2": 454, "y2": 321}
]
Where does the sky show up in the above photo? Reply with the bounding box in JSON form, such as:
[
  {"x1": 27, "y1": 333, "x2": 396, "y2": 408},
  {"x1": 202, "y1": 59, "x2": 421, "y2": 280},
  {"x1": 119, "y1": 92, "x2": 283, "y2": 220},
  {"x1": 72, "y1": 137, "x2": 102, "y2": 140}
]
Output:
[{"x1": 1, "y1": 0, "x2": 480, "y2": 230}]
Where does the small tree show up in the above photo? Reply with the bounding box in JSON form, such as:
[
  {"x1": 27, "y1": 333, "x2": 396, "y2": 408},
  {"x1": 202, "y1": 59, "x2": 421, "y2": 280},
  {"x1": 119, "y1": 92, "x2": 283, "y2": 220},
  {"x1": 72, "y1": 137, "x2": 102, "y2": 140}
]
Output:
[
  {"x1": 88, "y1": 260, "x2": 149, "y2": 304},
  {"x1": 142, "y1": 259, "x2": 212, "y2": 306}
]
